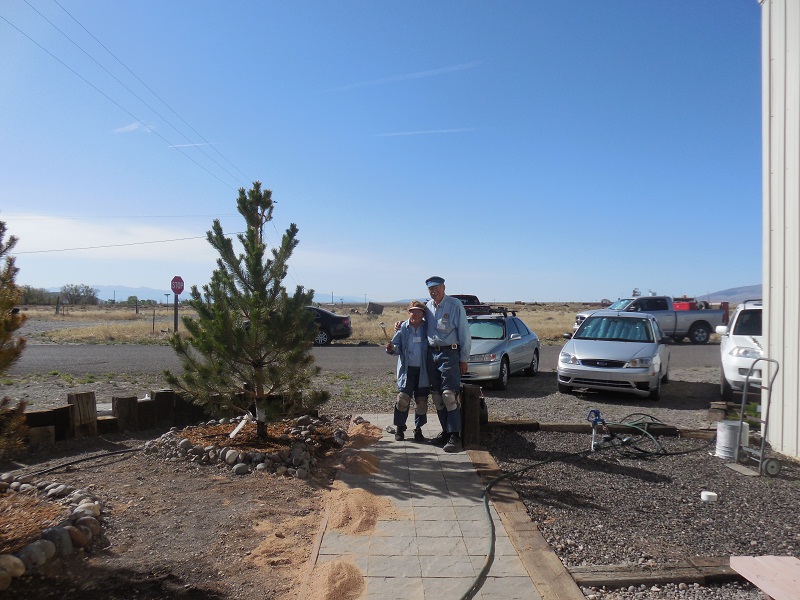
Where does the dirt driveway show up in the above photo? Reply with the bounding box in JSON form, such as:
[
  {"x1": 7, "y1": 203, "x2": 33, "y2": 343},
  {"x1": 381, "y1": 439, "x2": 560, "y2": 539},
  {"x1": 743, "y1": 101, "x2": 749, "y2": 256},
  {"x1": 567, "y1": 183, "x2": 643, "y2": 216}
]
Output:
[
  {"x1": 2, "y1": 421, "x2": 346, "y2": 600},
  {"x1": 1, "y1": 320, "x2": 730, "y2": 598}
]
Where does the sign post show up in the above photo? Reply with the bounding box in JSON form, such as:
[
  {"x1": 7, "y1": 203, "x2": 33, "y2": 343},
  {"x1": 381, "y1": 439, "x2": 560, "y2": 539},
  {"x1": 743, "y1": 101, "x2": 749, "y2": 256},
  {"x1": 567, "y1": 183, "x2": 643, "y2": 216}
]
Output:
[{"x1": 171, "y1": 276, "x2": 184, "y2": 332}]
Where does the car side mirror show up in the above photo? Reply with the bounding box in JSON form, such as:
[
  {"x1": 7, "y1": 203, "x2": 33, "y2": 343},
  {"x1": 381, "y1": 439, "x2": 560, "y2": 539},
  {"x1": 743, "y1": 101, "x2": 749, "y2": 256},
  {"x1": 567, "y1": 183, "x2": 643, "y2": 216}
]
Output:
[
  {"x1": 509, "y1": 333, "x2": 521, "y2": 341},
  {"x1": 715, "y1": 325, "x2": 729, "y2": 335},
  {"x1": 562, "y1": 332, "x2": 573, "y2": 340}
]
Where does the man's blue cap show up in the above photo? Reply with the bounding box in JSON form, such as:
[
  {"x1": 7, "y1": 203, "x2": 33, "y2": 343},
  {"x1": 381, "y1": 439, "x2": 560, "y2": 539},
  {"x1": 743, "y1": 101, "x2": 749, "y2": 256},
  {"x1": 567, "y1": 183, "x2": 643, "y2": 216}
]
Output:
[{"x1": 425, "y1": 276, "x2": 445, "y2": 287}]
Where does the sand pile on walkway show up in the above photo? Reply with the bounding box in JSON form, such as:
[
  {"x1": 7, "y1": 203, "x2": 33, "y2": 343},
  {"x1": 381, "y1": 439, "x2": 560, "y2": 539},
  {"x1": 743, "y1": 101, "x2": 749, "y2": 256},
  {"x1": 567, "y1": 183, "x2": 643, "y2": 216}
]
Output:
[
  {"x1": 336, "y1": 449, "x2": 379, "y2": 475},
  {"x1": 327, "y1": 486, "x2": 403, "y2": 534},
  {"x1": 344, "y1": 421, "x2": 383, "y2": 448},
  {"x1": 305, "y1": 560, "x2": 364, "y2": 600}
]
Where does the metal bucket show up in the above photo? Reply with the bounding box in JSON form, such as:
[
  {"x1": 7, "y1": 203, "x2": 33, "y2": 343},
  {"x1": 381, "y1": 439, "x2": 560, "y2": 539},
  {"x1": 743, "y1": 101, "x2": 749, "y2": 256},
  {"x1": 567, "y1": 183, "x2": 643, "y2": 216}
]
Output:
[{"x1": 715, "y1": 420, "x2": 749, "y2": 459}]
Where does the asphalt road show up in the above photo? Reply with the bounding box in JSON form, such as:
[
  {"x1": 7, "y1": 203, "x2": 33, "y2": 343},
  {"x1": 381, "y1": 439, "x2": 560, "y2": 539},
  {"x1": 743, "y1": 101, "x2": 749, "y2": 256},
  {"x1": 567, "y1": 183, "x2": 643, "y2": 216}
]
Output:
[{"x1": 7, "y1": 342, "x2": 721, "y2": 377}]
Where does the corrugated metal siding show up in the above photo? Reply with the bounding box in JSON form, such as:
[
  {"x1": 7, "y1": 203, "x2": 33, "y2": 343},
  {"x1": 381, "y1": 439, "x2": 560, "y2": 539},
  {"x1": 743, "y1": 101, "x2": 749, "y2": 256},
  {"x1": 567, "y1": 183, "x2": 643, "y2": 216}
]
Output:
[{"x1": 763, "y1": 0, "x2": 800, "y2": 458}]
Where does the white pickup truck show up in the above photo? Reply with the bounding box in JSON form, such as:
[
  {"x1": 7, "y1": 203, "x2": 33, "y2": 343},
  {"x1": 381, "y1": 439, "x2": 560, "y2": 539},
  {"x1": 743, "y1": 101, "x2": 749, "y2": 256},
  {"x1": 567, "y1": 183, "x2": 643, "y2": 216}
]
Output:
[{"x1": 573, "y1": 296, "x2": 729, "y2": 344}]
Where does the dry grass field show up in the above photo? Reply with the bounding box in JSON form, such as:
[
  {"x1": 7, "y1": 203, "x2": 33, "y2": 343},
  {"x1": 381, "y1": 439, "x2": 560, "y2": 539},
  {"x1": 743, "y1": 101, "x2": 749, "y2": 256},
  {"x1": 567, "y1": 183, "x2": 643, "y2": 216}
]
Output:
[
  {"x1": 348, "y1": 301, "x2": 585, "y2": 345},
  {"x1": 15, "y1": 301, "x2": 597, "y2": 345},
  {"x1": 16, "y1": 304, "x2": 192, "y2": 344}
]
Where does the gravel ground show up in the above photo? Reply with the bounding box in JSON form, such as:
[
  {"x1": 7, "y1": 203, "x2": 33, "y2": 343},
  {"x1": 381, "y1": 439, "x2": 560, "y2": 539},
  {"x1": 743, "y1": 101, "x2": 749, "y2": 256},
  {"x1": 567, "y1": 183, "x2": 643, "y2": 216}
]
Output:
[
  {"x1": 485, "y1": 428, "x2": 796, "y2": 599},
  {"x1": 319, "y1": 364, "x2": 795, "y2": 600},
  {"x1": 8, "y1": 319, "x2": 798, "y2": 599}
]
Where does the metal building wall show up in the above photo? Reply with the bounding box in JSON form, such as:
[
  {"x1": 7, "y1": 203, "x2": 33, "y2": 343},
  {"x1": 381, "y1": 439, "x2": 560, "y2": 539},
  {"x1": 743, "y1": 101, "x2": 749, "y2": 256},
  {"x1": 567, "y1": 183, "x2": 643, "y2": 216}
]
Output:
[{"x1": 762, "y1": 0, "x2": 800, "y2": 458}]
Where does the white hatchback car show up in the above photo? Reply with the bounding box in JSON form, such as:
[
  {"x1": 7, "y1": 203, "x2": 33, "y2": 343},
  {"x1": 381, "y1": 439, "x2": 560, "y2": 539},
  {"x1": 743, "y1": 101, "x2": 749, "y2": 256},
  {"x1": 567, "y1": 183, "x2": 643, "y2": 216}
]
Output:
[
  {"x1": 558, "y1": 310, "x2": 670, "y2": 401},
  {"x1": 715, "y1": 299, "x2": 763, "y2": 401}
]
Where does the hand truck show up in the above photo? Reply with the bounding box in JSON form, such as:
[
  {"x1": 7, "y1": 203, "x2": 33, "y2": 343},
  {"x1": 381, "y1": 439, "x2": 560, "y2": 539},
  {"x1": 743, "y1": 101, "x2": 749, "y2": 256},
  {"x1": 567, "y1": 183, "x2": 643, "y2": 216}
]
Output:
[{"x1": 733, "y1": 357, "x2": 781, "y2": 476}]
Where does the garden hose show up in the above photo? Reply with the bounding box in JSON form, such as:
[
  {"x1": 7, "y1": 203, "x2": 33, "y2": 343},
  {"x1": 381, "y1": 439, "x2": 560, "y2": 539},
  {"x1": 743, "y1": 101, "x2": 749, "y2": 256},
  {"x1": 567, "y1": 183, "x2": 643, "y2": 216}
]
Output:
[
  {"x1": 602, "y1": 412, "x2": 715, "y2": 459},
  {"x1": 24, "y1": 446, "x2": 143, "y2": 479},
  {"x1": 459, "y1": 447, "x2": 595, "y2": 600},
  {"x1": 459, "y1": 410, "x2": 713, "y2": 599}
]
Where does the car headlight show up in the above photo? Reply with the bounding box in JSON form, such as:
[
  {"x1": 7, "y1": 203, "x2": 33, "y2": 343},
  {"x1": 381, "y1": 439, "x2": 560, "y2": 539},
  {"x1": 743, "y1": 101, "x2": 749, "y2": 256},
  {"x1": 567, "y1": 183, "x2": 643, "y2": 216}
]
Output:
[
  {"x1": 729, "y1": 346, "x2": 762, "y2": 359},
  {"x1": 470, "y1": 353, "x2": 498, "y2": 363},
  {"x1": 626, "y1": 357, "x2": 652, "y2": 368},
  {"x1": 560, "y1": 352, "x2": 579, "y2": 365}
]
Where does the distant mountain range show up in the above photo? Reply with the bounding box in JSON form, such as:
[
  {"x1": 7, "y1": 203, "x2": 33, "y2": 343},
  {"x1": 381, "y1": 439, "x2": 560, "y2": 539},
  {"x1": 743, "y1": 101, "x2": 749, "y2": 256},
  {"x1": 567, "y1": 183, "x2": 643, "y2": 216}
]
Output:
[
  {"x1": 46, "y1": 284, "x2": 763, "y2": 305},
  {"x1": 695, "y1": 284, "x2": 762, "y2": 305},
  {"x1": 47, "y1": 285, "x2": 391, "y2": 305}
]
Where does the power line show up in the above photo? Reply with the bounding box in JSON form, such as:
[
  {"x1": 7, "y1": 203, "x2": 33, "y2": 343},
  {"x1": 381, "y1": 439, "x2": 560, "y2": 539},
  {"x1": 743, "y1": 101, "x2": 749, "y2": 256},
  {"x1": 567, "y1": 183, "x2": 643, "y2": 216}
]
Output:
[
  {"x1": 0, "y1": 14, "x2": 235, "y2": 190},
  {"x1": 14, "y1": 234, "x2": 236, "y2": 254},
  {"x1": 3, "y1": 213, "x2": 239, "y2": 221},
  {"x1": 50, "y1": 0, "x2": 251, "y2": 183},
  {"x1": 1, "y1": 6, "x2": 304, "y2": 290},
  {"x1": 25, "y1": 0, "x2": 249, "y2": 185}
]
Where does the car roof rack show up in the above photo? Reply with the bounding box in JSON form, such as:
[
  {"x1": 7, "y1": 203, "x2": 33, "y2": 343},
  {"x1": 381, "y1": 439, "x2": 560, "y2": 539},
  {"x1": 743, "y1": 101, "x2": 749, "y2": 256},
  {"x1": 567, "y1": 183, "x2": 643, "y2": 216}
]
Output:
[{"x1": 477, "y1": 306, "x2": 516, "y2": 317}]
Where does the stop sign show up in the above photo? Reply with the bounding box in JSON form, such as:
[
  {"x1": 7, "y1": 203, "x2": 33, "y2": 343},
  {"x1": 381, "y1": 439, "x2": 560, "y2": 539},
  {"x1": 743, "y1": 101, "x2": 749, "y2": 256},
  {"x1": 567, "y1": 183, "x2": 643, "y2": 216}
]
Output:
[{"x1": 171, "y1": 276, "x2": 185, "y2": 295}]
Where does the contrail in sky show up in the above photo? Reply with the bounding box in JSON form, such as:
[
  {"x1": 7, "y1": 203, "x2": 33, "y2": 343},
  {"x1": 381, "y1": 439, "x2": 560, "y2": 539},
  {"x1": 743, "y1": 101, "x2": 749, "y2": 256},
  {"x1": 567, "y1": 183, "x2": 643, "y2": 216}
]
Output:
[
  {"x1": 113, "y1": 121, "x2": 151, "y2": 133},
  {"x1": 375, "y1": 128, "x2": 476, "y2": 137},
  {"x1": 327, "y1": 60, "x2": 483, "y2": 92},
  {"x1": 168, "y1": 142, "x2": 216, "y2": 148}
]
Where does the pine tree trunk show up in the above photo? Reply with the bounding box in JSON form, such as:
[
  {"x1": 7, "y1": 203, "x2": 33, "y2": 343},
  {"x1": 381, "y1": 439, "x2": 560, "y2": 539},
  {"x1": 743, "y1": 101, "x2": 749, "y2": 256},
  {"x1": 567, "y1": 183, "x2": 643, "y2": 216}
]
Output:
[{"x1": 255, "y1": 398, "x2": 267, "y2": 438}]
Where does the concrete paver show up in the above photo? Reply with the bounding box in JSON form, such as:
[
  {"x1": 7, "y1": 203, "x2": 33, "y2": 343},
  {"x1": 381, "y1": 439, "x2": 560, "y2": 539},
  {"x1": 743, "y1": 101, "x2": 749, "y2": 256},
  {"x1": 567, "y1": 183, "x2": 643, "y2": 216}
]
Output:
[{"x1": 312, "y1": 413, "x2": 543, "y2": 599}]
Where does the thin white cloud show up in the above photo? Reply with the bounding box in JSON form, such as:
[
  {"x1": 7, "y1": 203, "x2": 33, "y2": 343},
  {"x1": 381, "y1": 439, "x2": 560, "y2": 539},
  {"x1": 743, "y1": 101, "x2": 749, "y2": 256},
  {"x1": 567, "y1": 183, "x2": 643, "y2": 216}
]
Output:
[
  {"x1": 113, "y1": 121, "x2": 153, "y2": 134},
  {"x1": 7, "y1": 214, "x2": 224, "y2": 290},
  {"x1": 8, "y1": 215, "x2": 216, "y2": 264},
  {"x1": 375, "y1": 128, "x2": 475, "y2": 137},
  {"x1": 327, "y1": 60, "x2": 484, "y2": 92},
  {"x1": 167, "y1": 142, "x2": 216, "y2": 148}
]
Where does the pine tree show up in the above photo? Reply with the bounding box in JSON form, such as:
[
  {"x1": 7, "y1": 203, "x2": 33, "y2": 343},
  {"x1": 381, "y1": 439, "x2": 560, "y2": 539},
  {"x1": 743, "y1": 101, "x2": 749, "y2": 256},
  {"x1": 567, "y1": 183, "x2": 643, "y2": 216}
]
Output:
[
  {"x1": 164, "y1": 182, "x2": 325, "y2": 436},
  {"x1": 0, "y1": 221, "x2": 28, "y2": 459}
]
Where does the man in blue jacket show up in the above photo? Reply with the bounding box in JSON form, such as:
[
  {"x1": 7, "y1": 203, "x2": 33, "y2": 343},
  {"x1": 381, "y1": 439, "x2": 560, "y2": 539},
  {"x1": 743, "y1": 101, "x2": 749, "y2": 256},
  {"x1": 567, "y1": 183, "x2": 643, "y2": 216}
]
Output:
[
  {"x1": 424, "y1": 276, "x2": 471, "y2": 452},
  {"x1": 386, "y1": 300, "x2": 430, "y2": 442}
]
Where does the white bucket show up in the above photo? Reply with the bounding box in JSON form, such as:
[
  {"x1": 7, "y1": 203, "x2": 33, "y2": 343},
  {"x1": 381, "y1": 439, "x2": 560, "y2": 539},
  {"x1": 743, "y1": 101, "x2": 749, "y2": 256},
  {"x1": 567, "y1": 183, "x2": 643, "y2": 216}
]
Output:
[{"x1": 715, "y1": 420, "x2": 749, "y2": 459}]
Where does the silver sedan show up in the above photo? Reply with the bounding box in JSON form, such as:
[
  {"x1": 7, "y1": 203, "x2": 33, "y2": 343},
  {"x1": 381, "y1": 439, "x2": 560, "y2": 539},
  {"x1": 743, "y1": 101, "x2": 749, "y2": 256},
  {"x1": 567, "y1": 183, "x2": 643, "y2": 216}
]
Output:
[
  {"x1": 557, "y1": 310, "x2": 670, "y2": 400},
  {"x1": 462, "y1": 312, "x2": 540, "y2": 391}
]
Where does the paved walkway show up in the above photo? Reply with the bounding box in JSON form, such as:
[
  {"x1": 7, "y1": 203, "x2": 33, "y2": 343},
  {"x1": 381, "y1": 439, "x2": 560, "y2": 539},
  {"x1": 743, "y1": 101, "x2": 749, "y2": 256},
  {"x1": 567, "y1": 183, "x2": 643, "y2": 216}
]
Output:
[{"x1": 310, "y1": 413, "x2": 543, "y2": 600}]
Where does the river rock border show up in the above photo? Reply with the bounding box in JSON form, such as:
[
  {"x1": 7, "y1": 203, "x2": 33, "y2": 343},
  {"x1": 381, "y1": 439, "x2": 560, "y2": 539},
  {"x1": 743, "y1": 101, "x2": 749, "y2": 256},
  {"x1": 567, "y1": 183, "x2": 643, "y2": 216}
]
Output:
[
  {"x1": 0, "y1": 475, "x2": 104, "y2": 591},
  {"x1": 0, "y1": 414, "x2": 349, "y2": 591},
  {"x1": 143, "y1": 414, "x2": 350, "y2": 477}
]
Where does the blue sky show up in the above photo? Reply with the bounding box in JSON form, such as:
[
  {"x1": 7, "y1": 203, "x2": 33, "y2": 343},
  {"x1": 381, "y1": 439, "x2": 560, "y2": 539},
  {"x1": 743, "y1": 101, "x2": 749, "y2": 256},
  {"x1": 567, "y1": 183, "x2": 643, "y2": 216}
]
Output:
[{"x1": 0, "y1": 1, "x2": 762, "y2": 303}]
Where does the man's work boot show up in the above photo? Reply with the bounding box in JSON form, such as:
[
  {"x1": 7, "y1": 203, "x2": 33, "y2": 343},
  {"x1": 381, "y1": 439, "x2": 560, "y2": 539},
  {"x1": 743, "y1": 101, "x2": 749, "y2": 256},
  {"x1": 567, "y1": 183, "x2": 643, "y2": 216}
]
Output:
[
  {"x1": 394, "y1": 425, "x2": 406, "y2": 441},
  {"x1": 443, "y1": 433, "x2": 462, "y2": 453},
  {"x1": 413, "y1": 428, "x2": 426, "y2": 443},
  {"x1": 430, "y1": 431, "x2": 449, "y2": 447}
]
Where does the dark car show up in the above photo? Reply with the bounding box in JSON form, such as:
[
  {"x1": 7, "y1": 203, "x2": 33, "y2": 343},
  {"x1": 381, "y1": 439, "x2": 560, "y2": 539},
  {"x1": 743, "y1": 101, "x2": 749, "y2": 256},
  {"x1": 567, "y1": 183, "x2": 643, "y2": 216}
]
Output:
[
  {"x1": 307, "y1": 306, "x2": 352, "y2": 346},
  {"x1": 451, "y1": 294, "x2": 493, "y2": 316}
]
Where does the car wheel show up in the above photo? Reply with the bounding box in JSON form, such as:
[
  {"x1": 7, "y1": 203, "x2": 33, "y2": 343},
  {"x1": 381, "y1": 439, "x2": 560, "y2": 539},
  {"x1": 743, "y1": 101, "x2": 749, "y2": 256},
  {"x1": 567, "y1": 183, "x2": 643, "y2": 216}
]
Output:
[
  {"x1": 524, "y1": 350, "x2": 539, "y2": 377},
  {"x1": 650, "y1": 377, "x2": 661, "y2": 401},
  {"x1": 494, "y1": 358, "x2": 510, "y2": 391},
  {"x1": 721, "y1": 371, "x2": 733, "y2": 401},
  {"x1": 313, "y1": 328, "x2": 332, "y2": 346},
  {"x1": 557, "y1": 381, "x2": 573, "y2": 395},
  {"x1": 688, "y1": 323, "x2": 711, "y2": 344}
]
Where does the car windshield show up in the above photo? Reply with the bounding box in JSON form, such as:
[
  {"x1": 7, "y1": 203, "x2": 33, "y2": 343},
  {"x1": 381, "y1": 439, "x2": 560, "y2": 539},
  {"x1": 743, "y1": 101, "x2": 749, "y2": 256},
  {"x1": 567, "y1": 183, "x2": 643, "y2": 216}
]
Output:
[
  {"x1": 606, "y1": 299, "x2": 635, "y2": 310},
  {"x1": 468, "y1": 319, "x2": 505, "y2": 340},
  {"x1": 575, "y1": 316, "x2": 654, "y2": 342},
  {"x1": 733, "y1": 309, "x2": 762, "y2": 336}
]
